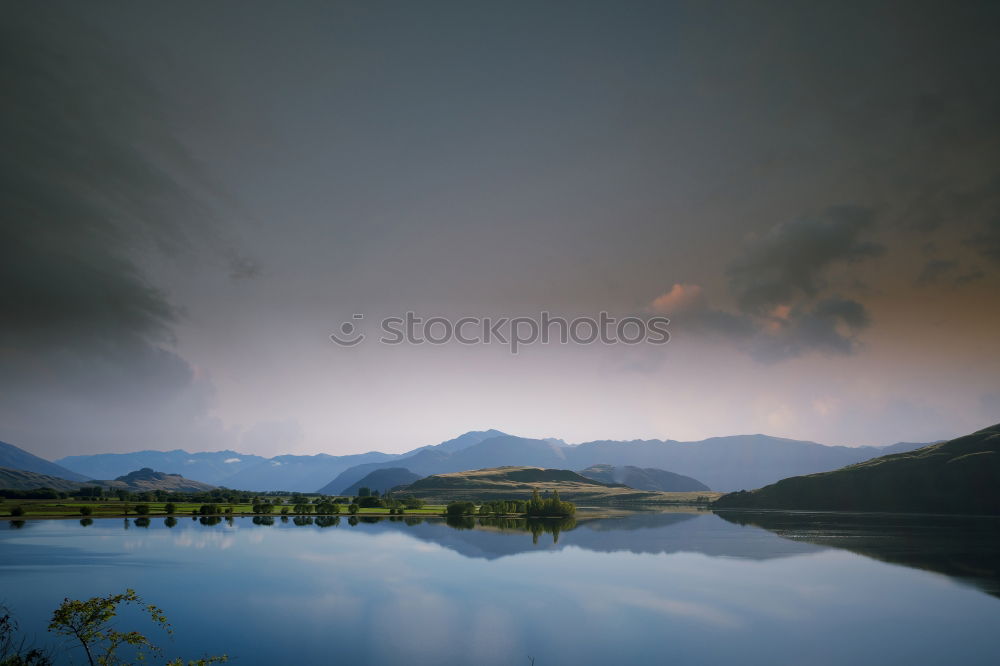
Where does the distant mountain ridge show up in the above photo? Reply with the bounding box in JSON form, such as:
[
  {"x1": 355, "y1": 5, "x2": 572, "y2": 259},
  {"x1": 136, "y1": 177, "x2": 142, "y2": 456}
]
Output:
[
  {"x1": 323, "y1": 433, "x2": 929, "y2": 494},
  {"x1": 52, "y1": 429, "x2": 930, "y2": 493},
  {"x1": 1, "y1": 440, "x2": 89, "y2": 481},
  {"x1": 55, "y1": 429, "x2": 508, "y2": 492},
  {"x1": 578, "y1": 464, "x2": 710, "y2": 491},
  {"x1": 333, "y1": 468, "x2": 421, "y2": 496},
  {"x1": 714, "y1": 423, "x2": 1000, "y2": 514}
]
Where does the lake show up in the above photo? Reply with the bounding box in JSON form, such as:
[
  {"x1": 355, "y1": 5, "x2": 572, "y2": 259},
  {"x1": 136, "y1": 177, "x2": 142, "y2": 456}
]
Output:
[{"x1": 2, "y1": 510, "x2": 999, "y2": 665}]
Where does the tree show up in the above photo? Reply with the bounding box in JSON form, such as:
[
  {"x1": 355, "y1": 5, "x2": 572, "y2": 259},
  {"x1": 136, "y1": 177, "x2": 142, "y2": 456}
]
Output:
[
  {"x1": 348, "y1": 503, "x2": 359, "y2": 515},
  {"x1": 48, "y1": 590, "x2": 168, "y2": 666},
  {"x1": 79, "y1": 506, "x2": 93, "y2": 516},
  {"x1": 10, "y1": 506, "x2": 24, "y2": 517},
  {"x1": 164, "y1": 503, "x2": 176, "y2": 515},
  {"x1": 445, "y1": 501, "x2": 476, "y2": 516},
  {"x1": 135, "y1": 505, "x2": 150, "y2": 516},
  {"x1": 46, "y1": 590, "x2": 226, "y2": 666}
]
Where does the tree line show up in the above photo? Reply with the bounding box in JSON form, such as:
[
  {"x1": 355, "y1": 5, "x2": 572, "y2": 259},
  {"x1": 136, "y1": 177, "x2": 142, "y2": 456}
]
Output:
[{"x1": 448, "y1": 489, "x2": 575, "y2": 517}]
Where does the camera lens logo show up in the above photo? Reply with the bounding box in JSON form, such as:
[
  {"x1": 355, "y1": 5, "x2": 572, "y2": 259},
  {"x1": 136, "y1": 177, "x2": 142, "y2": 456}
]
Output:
[{"x1": 330, "y1": 314, "x2": 365, "y2": 346}]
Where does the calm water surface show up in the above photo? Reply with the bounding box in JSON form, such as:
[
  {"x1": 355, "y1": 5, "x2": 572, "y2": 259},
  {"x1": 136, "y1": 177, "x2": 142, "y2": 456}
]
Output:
[{"x1": 2, "y1": 511, "x2": 999, "y2": 665}]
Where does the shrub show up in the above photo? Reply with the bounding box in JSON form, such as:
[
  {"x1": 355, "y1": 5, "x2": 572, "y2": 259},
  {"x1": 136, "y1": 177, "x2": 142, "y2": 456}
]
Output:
[
  {"x1": 135, "y1": 504, "x2": 150, "y2": 516},
  {"x1": 10, "y1": 506, "x2": 24, "y2": 517},
  {"x1": 79, "y1": 506, "x2": 93, "y2": 516}
]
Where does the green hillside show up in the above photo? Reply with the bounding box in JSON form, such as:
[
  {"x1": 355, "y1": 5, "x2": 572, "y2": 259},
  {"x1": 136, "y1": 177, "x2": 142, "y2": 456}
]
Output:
[
  {"x1": 396, "y1": 466, "x2": 720, "y2": 504},
  {"x1": 714, "y1": 423, "x2": 1000, "y2": 514}
]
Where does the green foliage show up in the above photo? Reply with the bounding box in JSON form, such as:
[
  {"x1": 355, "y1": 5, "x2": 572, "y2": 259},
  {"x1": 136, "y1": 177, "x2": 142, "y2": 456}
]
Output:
[
  {"x1": 198, "y1": 504, "x2": 219, "y2": 516},
  {"x1": 524, "y1": 489, "x2": 575, "y2": 517},
  {"x1": 79, "y1": 506, "x2": 93, "y2": 516},
  {"x1": 348, "y1": 503, "x2": 359, "y2": 515},
  {"x1": 445, "y1": 501, "x2": 476, "y2": 516},
  {"x1": 134, "y1": 505, "x2": 150, "y2": 516},
  {"x1": 48, "y1": 589, "x2": 170, "y2": 665},
  {"x1": 41, "y1": 590, "x2": 227, "y2": 666},
  {"x1": 401, "y1": 497, "x2": 424, "y2": 509},
  {"x1": 315, "y1": 502, "x2": 339, "y2": 515},
  {"x1": 164, "y1": 503, "x2": 176, "y2": 515},
  {"x1": 9, "y1": 506, "x2": 24, "y2": 517},
  {"x1": 479, "y1": 500, "x2": 527, "y2": 515}
]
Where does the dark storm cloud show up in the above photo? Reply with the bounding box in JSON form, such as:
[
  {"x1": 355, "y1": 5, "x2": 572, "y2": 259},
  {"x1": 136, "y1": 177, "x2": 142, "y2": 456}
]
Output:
[
  {"x1": 0, "y1": 8, "x2": 233, "y2": 454},
  {"x1": 655, "y1": 207, "x2": 883, "y2": 362},
  {"x1": 1, "y1": 9, "x2": 202, "y2": 350},
  {"x1": 725, "y1": 206, "x2": 884, "y2": 314}
]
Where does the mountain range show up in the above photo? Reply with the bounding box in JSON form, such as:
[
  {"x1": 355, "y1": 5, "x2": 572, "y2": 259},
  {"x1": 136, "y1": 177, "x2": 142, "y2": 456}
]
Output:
[
  {"x1": 37, "y1": 429, "x2": 928, "y2": 493},
  {"x1": 714, "y1": 422, "x2": 1000, "y2": 514},
  {"x1": 317, "y1": 433, "x2": 928, "y2": 494}
]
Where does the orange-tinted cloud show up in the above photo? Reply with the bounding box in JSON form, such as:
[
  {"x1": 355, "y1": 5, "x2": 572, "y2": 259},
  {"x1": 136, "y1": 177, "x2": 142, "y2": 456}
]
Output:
[{"x1": 648, "y1": 283, "x2": 705, "y2": 314}]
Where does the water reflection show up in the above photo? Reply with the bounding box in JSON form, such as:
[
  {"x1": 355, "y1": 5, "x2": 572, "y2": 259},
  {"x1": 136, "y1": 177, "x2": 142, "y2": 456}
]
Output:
[
  {"x1": 5, "y1": 510, "x2": 999, "y2": 601},
  {"x1": 2, "y1": 511, "x2": 1000, "y2": 665},
  {"x1": 714, "y1": 510, "x2": 1000, "y2": 597}
]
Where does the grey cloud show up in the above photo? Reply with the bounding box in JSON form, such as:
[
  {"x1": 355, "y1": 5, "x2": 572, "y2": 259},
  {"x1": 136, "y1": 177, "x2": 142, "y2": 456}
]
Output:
[
  {"x1": 726, "y1": 206, "x2": 884, "y2": 314},
  {"x1": 750, "y1": 298, "x2": 870, "y2": 362},
  {"x1": 228, "y1": 254, "x2": 263, "y2": 280},
  {"x1": 0, "y1": 10, "x2": 229, "y2": 456},
  {"x1": 666, "y1": 207, "x2": 882, "y2": 362},
  {"x1": 916, "y1": 259, "x2": 959, "y2": 286},
  {"x1": 964, "y1": 218, "x2": 1000, "y2": 264}
]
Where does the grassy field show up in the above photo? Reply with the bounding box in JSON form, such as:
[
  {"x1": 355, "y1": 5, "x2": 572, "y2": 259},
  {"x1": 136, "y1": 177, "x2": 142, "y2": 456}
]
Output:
[{"x1": 0, "y1": 498, "x2": 448, "y2": 518}]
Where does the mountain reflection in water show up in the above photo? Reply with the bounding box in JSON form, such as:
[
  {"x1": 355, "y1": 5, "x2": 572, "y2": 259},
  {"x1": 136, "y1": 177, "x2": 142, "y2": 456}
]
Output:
[{"x1": 713, "y1": 509, "x2": 1000, "y2": 598}]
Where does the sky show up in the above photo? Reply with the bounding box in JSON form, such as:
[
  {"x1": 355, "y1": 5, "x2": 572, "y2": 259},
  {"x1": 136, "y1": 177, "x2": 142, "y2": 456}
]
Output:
[{"x1": 2, "y1": 0, "x2": 999, "y2": 459}]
